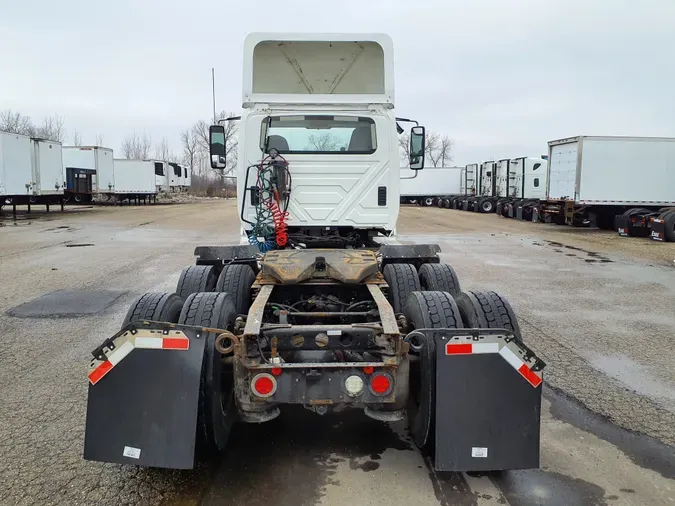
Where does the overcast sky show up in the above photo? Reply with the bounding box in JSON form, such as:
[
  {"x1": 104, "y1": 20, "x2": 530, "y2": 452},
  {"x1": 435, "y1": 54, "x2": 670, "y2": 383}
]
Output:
[{"x1": 2, "y1": 0, "x2": 674, "y2": 165}]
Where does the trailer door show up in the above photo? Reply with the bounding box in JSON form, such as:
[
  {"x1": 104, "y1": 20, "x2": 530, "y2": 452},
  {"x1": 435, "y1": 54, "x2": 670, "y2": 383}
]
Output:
[{"x1": 548, "y1": 141, "x2": 578, "y2": 200}]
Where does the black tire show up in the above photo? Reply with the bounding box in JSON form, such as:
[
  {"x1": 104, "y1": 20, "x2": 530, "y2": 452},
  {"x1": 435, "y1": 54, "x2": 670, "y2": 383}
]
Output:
[
  {"x1": 663, "y1": 210, "x2": 675, "y2": 242},
  {"x1": 403, "y1": 291, "x2": 461, "y2": 451},
  {"x1": 121, "y1": 292, "x2": 183, "y2": 329},
  {"x1": 382, "y1": 263, "x2": 421, "y2": 313},
  {"x1": 418, "y1": 263, "x2": 461, "y2": 297},
  {"x1": 176, "y1": 265, "x2": 217, "y2": 299},
  {"x1": 480, "y1": 199, "x2": 495, "y2": 213},
  {"x1": 423, "y1": 197, "x2": 435, "y2": 207},
  {"x1": 179, "y1": 292, "x2": 238, "y2": 453},
  {"x1": 455, "y1": 290, "x2": 523, "y2": 343},
  {"x1": 216, "y1": 264, "x2": 256, "y2": 315}
]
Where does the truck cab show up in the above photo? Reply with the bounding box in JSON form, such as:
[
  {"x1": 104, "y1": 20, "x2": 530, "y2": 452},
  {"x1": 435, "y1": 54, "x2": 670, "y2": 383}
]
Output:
[{"x1": 209, "y1": 33, "x2": 425, "y2": 247}]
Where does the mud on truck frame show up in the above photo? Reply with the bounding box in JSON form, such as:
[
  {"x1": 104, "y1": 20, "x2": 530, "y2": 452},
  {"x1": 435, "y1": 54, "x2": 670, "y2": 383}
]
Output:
[{"x1": 83, "y1": 32, "x2": 546, "y2": 474}]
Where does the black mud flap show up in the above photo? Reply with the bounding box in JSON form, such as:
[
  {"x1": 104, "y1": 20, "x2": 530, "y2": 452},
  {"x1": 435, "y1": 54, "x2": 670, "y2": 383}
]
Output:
[
  {"x1": 380, "y1": 244, "x2": 440, "y2": 269},
  {"x1": 615, "y1": 215, "x2": 630, "y2": 236},
  {"x1": 83, "y1": 325, "x2": 206, "y2": 469},
  {"x1": 650, "y1": 218, "x2": 666, "y2": 241},
  {"x1": 433, "y1": 329, "x2": 544, "y2": 472}
]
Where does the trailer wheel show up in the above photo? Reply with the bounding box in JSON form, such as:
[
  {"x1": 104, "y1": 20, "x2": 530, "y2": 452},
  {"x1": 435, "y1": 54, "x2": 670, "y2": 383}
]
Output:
[
  {"x1": 215, "y1": 264, "x2": 256, "y2": 315},
  {"x1": 403, "y1": 291, "x2": 461, "y2": 451},
  {"x1": 179, "y1": 292, "x2": 238, "y2": 453},
  {"x1": 121, "y1": 292, "x2": 183, "y2": 328},
  {"x1": 455, "y1": 290, "x2": 523, "y2": 343},
  {"x1": 663, "y1": 211, "x2": 675, "y2": 242},
  {"x1": 176, "y1": 265, "x2": 217, "y2": 299},
  {"x1": 418, "y1": 263, "x2": 461, "y2": 297},
  {"x1": 383, "y1": 263, "x2": 421, "y2": 313},
  {"x1": 482, "y1": 199, "x2": 495, "y2": 213},
  {"x1": 422, "y1": 197, "x2": 434, "y2": 207}
]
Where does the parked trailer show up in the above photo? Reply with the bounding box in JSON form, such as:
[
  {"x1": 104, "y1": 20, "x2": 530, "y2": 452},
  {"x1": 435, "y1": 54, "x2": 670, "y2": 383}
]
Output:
[
  {"x1": 0, "y1": 131, "x2": 33, "y2": 205},
  {"x1": 168, "y1": 162, "x2": 182, "y2": 191},
  {"x1": 495, "y1": 157, "x2": 548, "y2": 220},
  {"x1": 111, "y1": 159, "x2": 158, "y2": 204},
  {"x1": 184, "y1": 164, "x2": 192, "y2": 191},
  {"x1": 536, "y1": 136, "x2": 675, "y2": 237},
  {"x1": 153, "y1": 160, "x2": 169, "y2": 192},
  {"x1": 400, "y1": 166, "x2": 462, "y2": 206},
  {"x1": 62, "y1": 146, "x2": 114, "y2": 203},
  {"x1": 455, "y1": 163, "x2": 478, "y2": 210}
]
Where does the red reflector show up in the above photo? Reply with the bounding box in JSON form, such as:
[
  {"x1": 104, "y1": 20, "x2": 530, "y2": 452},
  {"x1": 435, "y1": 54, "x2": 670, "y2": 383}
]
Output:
[
  {"x1": 445, "y1": 343, "x2": 472, "y2": 355},
  {"x1": 363, "y1": 366, "x2": 374, "y2": 375},
  {"x1": 370, "y1": 374, "x2": 391, "y2": 395},
  {"x1": 518, "y1": 364, "x2": 542, "y2": 388},
  {"x1": 88, "y1": 360, "x2": 113, "y2": 385},
  {"x1": 162, "y1": 337, "x2": 189, "y2": 350},
  {"x1": 254, "y1": 376, "x2": 274, "y2": 395},
  {"x1": 271, "y1": 367, "x2": 282, "y2": 376}
]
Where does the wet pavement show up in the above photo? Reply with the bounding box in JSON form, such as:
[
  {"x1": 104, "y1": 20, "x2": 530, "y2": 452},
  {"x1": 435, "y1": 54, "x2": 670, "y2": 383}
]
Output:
[{"x1": 0, "y1": 200, "x2": 673, "y2": 505}]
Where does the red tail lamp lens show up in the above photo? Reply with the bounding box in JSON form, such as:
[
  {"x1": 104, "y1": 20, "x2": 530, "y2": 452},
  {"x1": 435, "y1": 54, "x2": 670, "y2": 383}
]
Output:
[
  {"x1": 252, "y1": 374, "x2": 276, "y2": 397},
  {"x1": 363, "y1": 366, "x2": 374, "y2": 375},
  {"x1": 370, "y1": 373, "x2": 392, "y2": 396},
  {"x1": 271, "y1": 367, "x2": 282, "y2": 376}
]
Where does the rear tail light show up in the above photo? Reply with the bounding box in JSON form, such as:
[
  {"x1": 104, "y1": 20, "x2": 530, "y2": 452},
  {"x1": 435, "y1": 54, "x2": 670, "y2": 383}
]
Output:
[
  {"x1": 251, "y1": 373, "x2": 277, "y2": 398},
  {"x1": 369, "y1": 373, "x2": 393, "y2": 396}
]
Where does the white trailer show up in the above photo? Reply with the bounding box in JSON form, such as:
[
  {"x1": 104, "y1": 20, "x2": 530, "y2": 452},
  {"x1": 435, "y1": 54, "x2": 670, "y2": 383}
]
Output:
[
  {"x1": 399, "y1": 166, "x2": 462, "y2": 206},
  {"x1": 112, "y1": 159, "x2": 158, "y2": 203},
  {"x1": 168, "y1": 162, "x2": 182, "y2": 191},
  {"x1": 0, "y1": 131, "x2": 32, "y2": 200},
  {"x1": 153, "y1": 160, "x2": 169, "y2": 192},
  {"x1": 30, "y1": 139, "x2": 64, "y2": 198},
  {"x1": 62, "y1": 146, "x2": 114, "y2": 203},
  {"x1": 538, "y1": 136, "x2": 675, "y2": 233},
  {"x1": 495, "y1": 157, "x2": 548, "y2": 219},
  {"x1": 184, "y1": 165, "x2": 192, "y2": 191}
]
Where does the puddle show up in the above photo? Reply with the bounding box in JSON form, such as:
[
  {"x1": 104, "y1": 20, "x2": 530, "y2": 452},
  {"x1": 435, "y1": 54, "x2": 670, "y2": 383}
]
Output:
[
  {"x1": 591, "y1": 355, "x2": 675, "y2": 410},
  {"x1": 7, "y1": 290, "x2": 126, "y2": 318}
]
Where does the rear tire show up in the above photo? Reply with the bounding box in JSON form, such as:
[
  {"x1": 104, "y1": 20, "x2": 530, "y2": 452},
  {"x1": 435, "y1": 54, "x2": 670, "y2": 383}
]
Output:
[
  {"x1": 179, "y1": 292, "x2": 238, "y2": 453},
  {"x1": 403, "y1": 291, "x2": 461, "y2": 451},
  {"x1": 122, "y1": 292, "x2": 183, "y2": 329},
  {"x1": 663, "y1": 210, "x2": 675, "y2": 242},
  {"x1": 455, "y1": 290, "x2": 523, "y2": 343},
  {"x1": 176, "y1": 265, "x2": 217, "y2": 299},
  {"x1": 418, "y1": 263, "x2": 461, "y2": 297},
  {"x1": 424, "y1": 197, "x2": 434, "y2": 207},
  {"x1": 215, "y1": 264, "x2": 256, "y2": 315},
  {"x1": 383, "y1": 263, "x2": 421, "y2": 313},
  {"x1": 480, "y1": 199, "x2": 494, "y2": 213}
]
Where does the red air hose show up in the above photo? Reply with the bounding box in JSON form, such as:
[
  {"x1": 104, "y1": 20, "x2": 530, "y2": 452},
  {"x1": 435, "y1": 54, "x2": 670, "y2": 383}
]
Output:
[{"x1": 268, "y1": 190, "x2": 289, "y2": 247}]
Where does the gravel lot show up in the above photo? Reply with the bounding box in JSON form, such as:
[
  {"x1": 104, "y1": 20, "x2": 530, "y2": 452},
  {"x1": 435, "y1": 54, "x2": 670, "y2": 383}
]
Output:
[{"x1": 0, "y1": 200, "x2": 673, "y2": 506}]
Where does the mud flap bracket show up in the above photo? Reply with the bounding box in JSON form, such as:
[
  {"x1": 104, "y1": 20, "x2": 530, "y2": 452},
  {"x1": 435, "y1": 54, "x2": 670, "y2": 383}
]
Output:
[{"x1": 433, "y1": 329, "x2": 544, "y2": 472}]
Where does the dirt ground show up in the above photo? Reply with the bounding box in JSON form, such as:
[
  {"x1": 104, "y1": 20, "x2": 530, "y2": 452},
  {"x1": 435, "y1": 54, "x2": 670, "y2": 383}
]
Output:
[{"x1": 0, "y1": 200, "x2": 673, "y2": 506}]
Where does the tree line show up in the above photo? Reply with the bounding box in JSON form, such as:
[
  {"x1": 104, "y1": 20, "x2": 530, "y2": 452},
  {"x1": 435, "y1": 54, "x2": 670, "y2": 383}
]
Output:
[{"x1": 2, "y1": 108, "x2": 452, "y2": 177}]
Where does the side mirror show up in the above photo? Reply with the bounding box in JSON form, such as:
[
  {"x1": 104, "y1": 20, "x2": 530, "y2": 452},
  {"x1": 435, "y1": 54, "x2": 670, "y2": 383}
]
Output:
[
  {"x1": 409, "y1": 126, "x2": 425, "y2": 170},
  {"x1": 209, "y1": 125, "x2": 226, "y2": 169}
]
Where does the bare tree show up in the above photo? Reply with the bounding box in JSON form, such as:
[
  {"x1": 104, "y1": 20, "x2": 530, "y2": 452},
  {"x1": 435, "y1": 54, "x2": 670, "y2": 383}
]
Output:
[
  {"x1": 181, "y1": 128, "x2": 200, "y2": 175},
  {"x1": 94, "y1": 133, "x2": 104, "y2": 146},
  {"x1": 0, "y1": 110, "x2": 33, "y2": 135},
  {"x1": 35, "y1": 114, "x2": 66, "y2": 142},
  {"x1": 72, "y1": 130, "x2": 82, "y2": 146},
  {"x1": 154, "y1": 137, "x2": 171, "y2": 161},
  {"x1": 398, "y1": 133, "x2": 411, "y2": 166},
  {"x1": 438, "y1": 135, "x2": 453, "y2": 166},
  {"x1": 425, "y1": 131, "x2": 441, "y2": 167},
  {"x1": 308, "y1": 133, "x2": 340, "y2": 151},
  {"x1": 121, "y1": 131, "x2": 152, "y2": 159}
]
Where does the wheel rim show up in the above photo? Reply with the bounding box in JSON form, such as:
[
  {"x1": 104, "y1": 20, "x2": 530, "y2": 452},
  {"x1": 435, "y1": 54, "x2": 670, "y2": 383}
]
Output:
[{"x1": 425, "y1": 198, "x2": 434, "y2": 206}]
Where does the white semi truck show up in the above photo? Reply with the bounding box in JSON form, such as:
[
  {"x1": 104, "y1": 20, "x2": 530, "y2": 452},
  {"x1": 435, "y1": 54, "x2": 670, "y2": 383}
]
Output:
[
  {"x1": 400, "y1": 166, "x2": 462, "y2": 206},
  {"x1": 495, "y1": 156, "x2": 548, "y2": 220},
  {"x1": 84, "y1": 33, "x2": 546, "y2": 474},
  {"x1": 536, "y1": 136, "x2": 675, "y2": 237}
]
